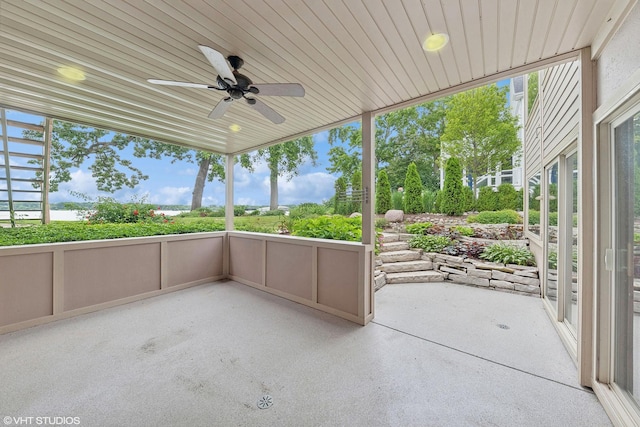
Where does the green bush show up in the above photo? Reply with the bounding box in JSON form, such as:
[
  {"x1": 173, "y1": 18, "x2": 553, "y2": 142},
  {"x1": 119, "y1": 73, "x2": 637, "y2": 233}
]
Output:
[
  {"x1": 496, "y1": 183, "x2": 520, "y2": 210},
  {"x1": 548, "y1": 211, "x2": 558, "y2": 226},
  {"x1": 375, "y1": 218, "x2": 389, "y2": 229},
  {"x1": 434, "y1": 190, "x2": 443, "y2": 213},
  {"x1": 87, "y1": 196, "x2": 165, "y2": 224},
  {"x1": 451, "y1": 225, "x2": 474, "y2": 236},
  {"x1": 547, "y1": 250, "x2": 558, "y2": 269},
  {"x1": 476, "y1": 187, "x2": 498, "y2": 212},
  {"x1": 404, "y1": 162, "x2": 424, "y2": 214},
  {"x1": 391, "y1": 191, "x2": 404, "y2": 210},
  {"x1": 0, "y1": 221, "x2": 225, "y2": 247},
  {"x1": 234, "y1": 205, "x2": 247, "y2": 216},
  {"x1": 467, "y1": 209, "x2": 522, "y2": 224},
  {"x1": 516, "y1": 188, "x2": 524, "y2": 211},
  {"x1": 409, "y1": 235, "x2": 452, "y2": 253},
  {"x1": 406, "y1": 222, "x2": 434, "y2": 235},
  {"x1": 422, "y1": 190, "x2": 438, "y2": 213},
  {"x1": 291, "y1": 216, "x2": 362, "y2": 242},
  {"x1": 289, "y1": 203, "x2": 327, "y2": 219},
  {"x1": 528, "y1": 210, "x2": 540, "y2": 225},
  {"x1": 480, "y1": 243, "x2": 535, "y2": 266},
  {"x1": 440, "y1": 157, "x2": 465, "y2": 216},
  {"x1": 376, "y1": 169, "x2": 392, "y2": 214},
  {"x1": 261, "y1": 209, "x2": 285, "y2": 216},
  {"x1": 462, "y1": 186, "x2": 475, "y2": 212}
]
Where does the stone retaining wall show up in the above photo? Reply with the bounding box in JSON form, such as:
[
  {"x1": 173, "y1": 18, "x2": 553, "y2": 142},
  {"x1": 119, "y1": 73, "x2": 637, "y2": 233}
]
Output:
[{"x1": 424, "y1": 252, "x2": 541, "y2": 296}]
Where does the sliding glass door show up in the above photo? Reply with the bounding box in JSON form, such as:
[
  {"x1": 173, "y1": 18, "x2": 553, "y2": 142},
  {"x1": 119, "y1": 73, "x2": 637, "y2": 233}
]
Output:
[{"x1": 611, "y1": 110, "x2": 640, "y2": 406}]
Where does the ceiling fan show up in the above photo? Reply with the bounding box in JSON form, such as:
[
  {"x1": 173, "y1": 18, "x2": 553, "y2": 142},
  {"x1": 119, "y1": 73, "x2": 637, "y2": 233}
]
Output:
[{"x1": 147, "y1": 46, "x2": 304, "y2": 124}]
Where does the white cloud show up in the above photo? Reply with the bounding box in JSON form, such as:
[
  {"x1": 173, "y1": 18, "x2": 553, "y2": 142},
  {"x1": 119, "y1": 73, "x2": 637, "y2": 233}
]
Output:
[
  {"x1": 148, "y1": 186, "x2": 192, "y2": 205},
  {"x1": 267, "y1": 172, "x2": 336, "y2": 205},
  {"x1": 50, "y1": 169, "x2": 102, "y2": 202}
]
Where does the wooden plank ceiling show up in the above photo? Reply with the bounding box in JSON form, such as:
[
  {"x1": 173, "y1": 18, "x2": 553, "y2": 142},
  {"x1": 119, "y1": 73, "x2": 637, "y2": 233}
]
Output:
[{"x1": 0, "y1": 0, "x2": 626, "y2": 154}]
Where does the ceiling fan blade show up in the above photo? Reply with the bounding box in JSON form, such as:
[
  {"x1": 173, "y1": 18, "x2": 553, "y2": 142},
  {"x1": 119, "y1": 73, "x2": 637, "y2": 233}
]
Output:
[
  {"x1": 208, "y1": 97, "x2": 234, "y2": 119},
  {"x1": 251, "y1": 83, "x2": 305, "y2": 97},
  {"x1": 198, "y1": 45, "x2": 237, "y2": 85},
  {"x1": 247, "y1": 98, "x2": 285, "y2": 124},
  {"x1": 147, "y1": 79, "x2": 211, "y2": 89}
]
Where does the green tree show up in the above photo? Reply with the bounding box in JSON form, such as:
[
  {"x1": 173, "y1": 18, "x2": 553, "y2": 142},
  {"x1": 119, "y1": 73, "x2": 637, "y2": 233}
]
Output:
[
  {"x1": 441, "y1": 84, "x2": 520, "y2": 195},
  {"x1": 375, "y1": 169, "x2": 391, "y2": 214},
  {"x1": 241, "y1": 137, "x2": 317, "y2": 210},
  {"x1": 25, "y1": 120, "x2": 190, "y2": 193},
  {"x1": 403, "y1": 162, "x2": 423, "y2": 214},
  {"x1": 327, "y1": 100, "x2": 447, "y2": 191},
  {"x1": 334, "y1": 176, "x2": 347, "y2": 215},
  {"x1": 440, "y1": 157, "x2": 465, "y2": 216}
]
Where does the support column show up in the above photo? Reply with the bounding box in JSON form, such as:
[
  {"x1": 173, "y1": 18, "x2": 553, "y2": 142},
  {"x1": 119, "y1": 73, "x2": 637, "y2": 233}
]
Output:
[
  {"x1": 225, "y1": 154, "x2": 234, "y2": 231},
  {"x1": 362, "y1": 111, "x2": 375, "y2": 322},
  {"x1": 578, "y1": 46, "x2": 596, "y2": 387},
  {"x1": 361, "y1": 111, "x2": 375, "y2": 246}
]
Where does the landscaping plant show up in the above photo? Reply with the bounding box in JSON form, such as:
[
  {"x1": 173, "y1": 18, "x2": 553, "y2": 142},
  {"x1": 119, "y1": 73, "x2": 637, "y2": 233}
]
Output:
[
  {"x1": 391, "y1": 191, "x2": 404, "y2": 210},
  {"x1": 405, "y1": 222, "x2": 434, "y2": 235},
  {"x1": 496, "y1": 183, "x2": 520, "y2": 211},
  {"x1": 480, "y1": 243, "x2": 535, "y2": 266},
  {"x1": 467, "y1": 209, "x2": 522, "y2": 224},
  {"x1": 403, "y1": 162, "x2": 424, "y2": 214},
  {"x1": 408, "y1": 234, "x2": 452, "y2": 253},
  {"x1": 440, "y1": 157, "x2": 465, "y2": 215},
  {"x1": 375, "y1": 169, "x2": 392, "y2": 214},
  {"x1": 476, "y1": 187, "x2": 498, "y2": 212},
  {"x1": 291, "y1": 216, "x2": 362, "y2": 242}
]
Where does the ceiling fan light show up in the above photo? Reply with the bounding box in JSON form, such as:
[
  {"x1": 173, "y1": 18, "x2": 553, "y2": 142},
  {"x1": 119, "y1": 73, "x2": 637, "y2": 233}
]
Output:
[
  {"x1": 423, "y1": 33, "x2": 449, "y2": 52},
  {"x1": 57, "y1": 66, "x2": 86, "y2": 81},
  {"x1": 229, "y1": 124, "x2": 241, "y2": 132}
]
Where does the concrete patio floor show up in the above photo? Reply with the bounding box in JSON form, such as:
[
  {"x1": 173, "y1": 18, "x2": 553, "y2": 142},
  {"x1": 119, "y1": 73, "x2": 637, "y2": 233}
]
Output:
[{"x1": 1, "y1": 280, "x2": 610, "y2": 426}]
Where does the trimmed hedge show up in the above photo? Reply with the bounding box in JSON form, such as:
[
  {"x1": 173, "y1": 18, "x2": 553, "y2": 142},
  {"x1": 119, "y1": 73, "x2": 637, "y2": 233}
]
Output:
[
  {"x1": 467, "y1": 209, "x2": 522, "y2": 224},
  {"x1": 0, "y1": 221, "x2": 225, "y2": 247}
]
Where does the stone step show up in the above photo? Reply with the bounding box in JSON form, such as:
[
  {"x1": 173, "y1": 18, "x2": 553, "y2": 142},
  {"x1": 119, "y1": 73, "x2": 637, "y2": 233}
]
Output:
[
  {"x1": 380, "y1": 241, "x2": 410, "y2": 252},
  {"x1": 386, "y1": 270, "x2": 445, "y2": 284},
  {"x1": 379, "y1": 260, "x2": 433, "y2": 273},
  {"x1": 378, "y1": 250, "x2": 422, "y2": 263},
  {"x1": 380, "y1": 233, "x2": 399, "y2": 243}
]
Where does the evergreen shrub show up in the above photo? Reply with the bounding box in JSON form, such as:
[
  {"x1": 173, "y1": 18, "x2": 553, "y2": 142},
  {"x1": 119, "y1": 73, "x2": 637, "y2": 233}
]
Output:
[
  {"x1": 403, "y1": 162, "x2": 424, "y2": 214},
  {"x1": 376, "y1": 169, "x2": 392, "y2": 214},
  {"x1": 476, "y1": 187, "x2": 498, "y2": 212},
  {"x1": 496, "y1": 183, "x2": 519, "y2": 210},
  {"x1": 440, "y1": 157, "x2": 465, "y2": 216}
]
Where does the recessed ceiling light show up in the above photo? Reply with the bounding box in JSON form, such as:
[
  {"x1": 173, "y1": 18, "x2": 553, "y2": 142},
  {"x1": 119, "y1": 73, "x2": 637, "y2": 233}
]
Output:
[
  {"x1": 423, "y1": 33, "x2": 449, "y2": 52},
  {"x1": 229, "y1": 124, "x2": 241, "y2": 132},
  {"x1": 57, "y1": 66, "x2": 86, "y2": 81}
]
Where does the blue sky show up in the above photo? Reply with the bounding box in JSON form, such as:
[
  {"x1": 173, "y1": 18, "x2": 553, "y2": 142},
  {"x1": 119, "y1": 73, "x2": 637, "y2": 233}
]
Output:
[
  {"x1": 53, "y1": 130, "x2": 341, "y2": 207},
  {"x1": 6, "y1": 109, "x2": 342, "y2": 207}
]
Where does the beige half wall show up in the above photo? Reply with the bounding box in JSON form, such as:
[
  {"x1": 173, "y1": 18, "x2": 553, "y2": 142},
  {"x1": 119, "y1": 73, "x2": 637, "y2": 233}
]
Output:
[{"x1": 0, "y1": 231, "x2": 373, "y2": 334}]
